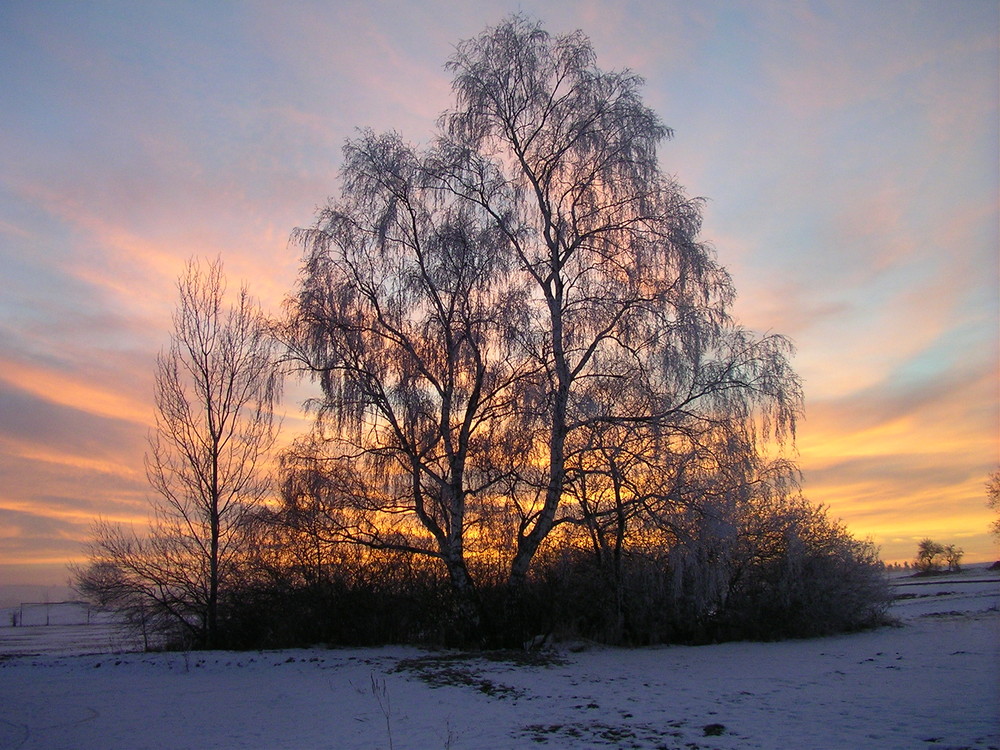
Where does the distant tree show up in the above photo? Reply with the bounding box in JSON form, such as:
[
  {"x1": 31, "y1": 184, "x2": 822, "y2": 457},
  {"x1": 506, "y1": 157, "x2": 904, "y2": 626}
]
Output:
[
  {"x1": 75, "y1": 258, "x2": 280, "y2": 648},
  {"x1": 914, "y1": 538, "x2": 946, "y2": 573},
  {"x1": 987, "y1": 470, "x2": 1000, "y2": 540},
  {"x1": 943, "y1": 544, "x2": 964, "y2": 572}
]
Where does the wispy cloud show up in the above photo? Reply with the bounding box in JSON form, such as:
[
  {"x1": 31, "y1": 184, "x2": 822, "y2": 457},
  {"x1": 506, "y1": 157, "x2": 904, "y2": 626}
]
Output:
[{"x1": 0, "y1": 0, "x2": 996, "y2": 580}]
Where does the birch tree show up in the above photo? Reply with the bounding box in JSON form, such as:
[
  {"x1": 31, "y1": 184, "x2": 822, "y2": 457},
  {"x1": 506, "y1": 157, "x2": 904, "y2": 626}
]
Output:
[
  {"x1": 286, "y1": 134, "x2": 530, "y2": 622},
  {"x1": 286, "y1": 15, "x2": 800, "y2": 624}
]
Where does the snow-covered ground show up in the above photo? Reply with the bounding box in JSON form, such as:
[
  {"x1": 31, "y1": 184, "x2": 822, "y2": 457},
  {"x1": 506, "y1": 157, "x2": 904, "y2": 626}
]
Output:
[{"x1": 1, "y1": 567, "x2": 997, "y2": 750}]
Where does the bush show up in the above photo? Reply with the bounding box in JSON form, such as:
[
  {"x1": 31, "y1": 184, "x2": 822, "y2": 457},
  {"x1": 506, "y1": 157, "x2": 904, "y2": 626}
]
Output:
[
  {"x1": 78, "y1": 491, "x2": 892, "y2": 650},
  {"x1": 521, "y1": 497, "x2": 892, "y2": 645}
]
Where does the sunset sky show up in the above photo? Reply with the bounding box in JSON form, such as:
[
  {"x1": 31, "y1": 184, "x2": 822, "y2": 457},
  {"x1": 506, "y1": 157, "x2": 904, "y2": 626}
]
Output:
[{"x1": 1, "y1": 0, "x2": 997, "y2": 587}]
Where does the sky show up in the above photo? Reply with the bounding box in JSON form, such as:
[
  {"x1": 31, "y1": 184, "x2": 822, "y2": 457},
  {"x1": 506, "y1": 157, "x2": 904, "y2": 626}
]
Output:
[{"x1": 0, "y1": 0, "x2": 997, "y2": 587}]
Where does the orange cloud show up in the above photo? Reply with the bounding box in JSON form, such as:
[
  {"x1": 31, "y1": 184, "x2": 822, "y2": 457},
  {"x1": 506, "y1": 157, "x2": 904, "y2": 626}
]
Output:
[{"x1": 0, "y1": 358, "x2": 150, "y2": 427}]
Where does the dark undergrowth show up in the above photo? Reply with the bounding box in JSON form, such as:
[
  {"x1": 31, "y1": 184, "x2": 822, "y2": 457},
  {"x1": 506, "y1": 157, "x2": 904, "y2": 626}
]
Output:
[{"x1": 177, "y1": 544, "x2": 894, "y2": 651}]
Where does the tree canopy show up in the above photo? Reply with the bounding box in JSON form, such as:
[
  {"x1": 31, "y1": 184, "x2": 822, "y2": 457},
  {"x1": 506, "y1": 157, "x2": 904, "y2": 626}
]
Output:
[{"x1": 284, "y1": 15, "x2": 803, "y2": 629}]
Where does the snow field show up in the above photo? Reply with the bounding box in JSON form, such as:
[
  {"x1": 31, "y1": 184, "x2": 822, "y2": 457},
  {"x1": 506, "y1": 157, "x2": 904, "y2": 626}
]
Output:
[{"x1": 1, "y1": 570, "x2": 997, "y2": 750}]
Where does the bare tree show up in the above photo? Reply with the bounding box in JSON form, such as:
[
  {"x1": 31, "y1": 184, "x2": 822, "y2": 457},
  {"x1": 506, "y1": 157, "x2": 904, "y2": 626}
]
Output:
[
  {"x1": 285, "y1": 133, "x2": 530, "y2": 625},
  {"x1": 943, "y1": 544, "x2": 964, "y2": 572},
  {"x1": 76, "y1": 258, "x2": 280, "y2": 647},
  {"x1": 437, "y1": 15, "x2": 800, "y2": 586},
  {"x1": 915, "y1": 538, "x2": 946, "y2": 573},
  {"x1": 987, "y1": 469, "x2": 1000, "y2": 540},
  {"x1": 286, "y1": 15, "x2": 800, "y2": 629}
]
